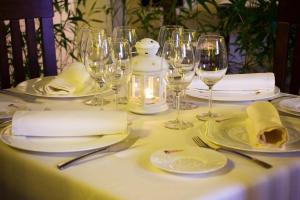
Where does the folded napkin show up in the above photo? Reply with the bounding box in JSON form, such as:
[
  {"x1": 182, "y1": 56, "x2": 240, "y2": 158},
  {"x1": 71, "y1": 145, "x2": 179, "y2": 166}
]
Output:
[
  {"x1": 189, "y1": 73, "x2": 275, "y2": 93},
  {"x1": 12, "y1": 111, "x2": 127, "y2": 137},
  {"x1": 44, "y1": 62, "x2": 95, "y2": 95},
  {"x1": 246, "y1": 101, "x2": 288, "y2": 147},
  {"x1": 279, "y1": 98, "x2": 300, "y2": 112}
]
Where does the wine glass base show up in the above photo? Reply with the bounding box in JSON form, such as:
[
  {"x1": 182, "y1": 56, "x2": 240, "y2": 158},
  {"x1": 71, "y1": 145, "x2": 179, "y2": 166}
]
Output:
[
  {"x1": 83, "y1": 98, "x2": 110, "y2": 106},
  {"x1": 164, "y1": 120, "x2": 193, "y2": 130},
  {"x1": 117, "y1": 97, "x2": 128, "y2": 104},
  {"x1": 196, "y1": 113, "x2": 222, "y2": 121}
]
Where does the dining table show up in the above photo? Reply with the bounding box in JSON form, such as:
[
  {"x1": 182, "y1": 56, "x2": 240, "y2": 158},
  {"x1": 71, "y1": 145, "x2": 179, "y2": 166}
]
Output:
[{"x1": 0, "y1": 86, "x2": 300, "y2": 200}]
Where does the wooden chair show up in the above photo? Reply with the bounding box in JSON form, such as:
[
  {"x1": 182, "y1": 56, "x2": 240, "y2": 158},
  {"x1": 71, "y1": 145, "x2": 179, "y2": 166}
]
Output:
[
  {"x1": 273, "y1": 0, "x2": 300, "y2": 94},
  {"x1": 0, "y1": 0, "x2": 57, "y2": 89}
]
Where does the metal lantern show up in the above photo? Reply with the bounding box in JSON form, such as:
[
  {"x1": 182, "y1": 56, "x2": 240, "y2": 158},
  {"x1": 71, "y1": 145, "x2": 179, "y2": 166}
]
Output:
[{"x1": 128, "y1": 38, "x2": 168, "y2": 114}]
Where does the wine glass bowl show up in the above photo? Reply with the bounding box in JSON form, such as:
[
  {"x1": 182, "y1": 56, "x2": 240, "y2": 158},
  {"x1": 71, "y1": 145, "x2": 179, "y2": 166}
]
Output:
[
  {"x1": 195, "y1": 34, "x2": 228, "y2": 120},
  {"x1": 157, "y1": 25, "x2": 183, "y2": 55}
]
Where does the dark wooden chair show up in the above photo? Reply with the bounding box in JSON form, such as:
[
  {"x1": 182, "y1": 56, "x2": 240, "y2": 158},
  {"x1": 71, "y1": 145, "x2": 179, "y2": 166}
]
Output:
[
  {"x1": 273, "y1": 0, "x2": 300, "y2": 94},
  {"x1": 0, "y1": 0, "x2": 57, "y2": 89}
]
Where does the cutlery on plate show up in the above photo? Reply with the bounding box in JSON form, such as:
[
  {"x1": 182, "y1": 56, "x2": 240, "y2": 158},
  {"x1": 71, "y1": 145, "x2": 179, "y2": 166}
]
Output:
[
  {"x1": 192, "y1": 136, "x2": 272, "y2": 169},
  {"x1": 57, "y1": 136, "x2": 139, "y2": 170}
]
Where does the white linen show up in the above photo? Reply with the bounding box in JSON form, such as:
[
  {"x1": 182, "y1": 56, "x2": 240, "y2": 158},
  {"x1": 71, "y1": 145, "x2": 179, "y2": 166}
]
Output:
[
  {"x1": 279, "y1": 98, "x2": 300, "y2": 112},
  {"x1": 44, "y1": 62, "x2": 95, "y2": 95},
  {"x1": 189, "y1": 73, "x2": 275, "y2": 92},
  {"x1": 246, "y1": 101, "x2": 288, "y2": 147},
  {"x1": 12, "y1": 111, "x2": 127, "y2": 137}
]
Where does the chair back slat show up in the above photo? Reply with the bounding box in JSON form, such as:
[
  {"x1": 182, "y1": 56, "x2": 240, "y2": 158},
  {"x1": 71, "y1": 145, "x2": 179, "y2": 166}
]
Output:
[
  {"x1": 40, "y1": 18, "x2": 57, "y2": 76},
  {"x1": 273, "y1": 22, "x2": 289, "y2": 91},
  {"x1": 289, "y1": 26, "x2": 300, "y2": 94},
  {"x1": 10, "y1": 20, "x2": 25, "y2": 84},
  {"x1": 274, "y1": 0, "x2": 300, "y2": 94},
  {"x1": 25, "y1": 19, "x2": 40, "y2": 78},
  {"x1": 0, "y1": 21, "x2": 10, "y2": 88}
]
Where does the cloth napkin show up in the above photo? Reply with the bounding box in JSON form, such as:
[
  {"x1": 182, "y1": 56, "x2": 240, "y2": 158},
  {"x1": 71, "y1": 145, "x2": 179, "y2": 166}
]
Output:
[
  {"x1": 189, "y1": 73, "x2": 275, "y2": 93},
  {"x1": 12, "y1": 111, "x2": 127, "y2": 137},
  {"x1": 44, "y1": 62, "x2": 95, "y2": 95},
  {"x1": 246, "y1": 101, "x2": 288, "y2": 148},
  {"x1": 279, "y1": 98, "x2": 300, "y2": 112}
]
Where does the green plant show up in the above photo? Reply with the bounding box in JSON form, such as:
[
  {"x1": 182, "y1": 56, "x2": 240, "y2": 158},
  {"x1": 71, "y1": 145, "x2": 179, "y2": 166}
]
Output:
[{"x1": 53, "y1": 0, "x2": 103, "y2": 65}]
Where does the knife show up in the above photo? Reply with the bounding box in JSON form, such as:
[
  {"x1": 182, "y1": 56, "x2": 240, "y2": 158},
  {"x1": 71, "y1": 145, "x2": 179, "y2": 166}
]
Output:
[{"x1": 57, "y1": 136, "x2": 139, "y2": 170}]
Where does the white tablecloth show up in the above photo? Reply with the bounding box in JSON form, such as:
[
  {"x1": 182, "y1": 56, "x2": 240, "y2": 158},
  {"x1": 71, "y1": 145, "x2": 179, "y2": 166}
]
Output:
[{"x1": 0, "y1": 91, "x2": 300, "y2": 200}]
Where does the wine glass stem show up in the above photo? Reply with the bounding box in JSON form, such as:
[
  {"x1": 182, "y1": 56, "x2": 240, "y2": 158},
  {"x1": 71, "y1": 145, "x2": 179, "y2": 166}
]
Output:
[
  {"x1": 175, "y1": 91, "x2": 182, "y2": 126},
  {"x1": 114, "y1": 88, "x2": 118, "y2": 110},
  {"x1": 208, "y1": 86, "x2": 213, "y2": 117}
]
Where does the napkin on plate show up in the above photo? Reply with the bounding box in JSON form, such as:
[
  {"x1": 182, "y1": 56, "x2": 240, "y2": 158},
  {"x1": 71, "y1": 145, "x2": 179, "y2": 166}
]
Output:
[
  {"x1": 44, "y1": 62, "x2": 95, "y2": 95},
  {"x1": 11, "y1": 111, "x2": 127, "y2": 137},
  {"x1": 279, "y1": 98, "x2": 300, "y2": 112},
  {"x1": 188, "y1": 73, "x2": 275, "y2": 93},
  {"x1": 246, "y1": 101, "x2": 288, "y2": 147}
]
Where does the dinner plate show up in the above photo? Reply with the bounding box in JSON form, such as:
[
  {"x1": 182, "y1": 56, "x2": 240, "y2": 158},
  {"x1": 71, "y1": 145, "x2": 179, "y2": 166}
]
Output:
[
  {"x1": 13, "y1": 76, "x2": 110, "y2": 98},
  {"x1": 207, "y1": 116, "x2": 300, "y2": 153},
  {"x1": 0, "y1": 125, "x2": 128, "y2": 153},
  {"x1": 150, "y1": 147, "x2": 227, "y2": 174},
  {"x1": 186, "y1": 87, "x2": 280, "y2": 102}
]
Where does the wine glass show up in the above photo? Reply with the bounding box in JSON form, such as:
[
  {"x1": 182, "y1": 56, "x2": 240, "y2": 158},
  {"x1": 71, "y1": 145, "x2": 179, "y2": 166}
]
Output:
[
  {"x1": 157, "y1": 25, "x2": 183, "y2": 56},
  {"x1": 195, "y1": 34, "x2": 228, "y2": 120},
  {"x1": 112, "y1": 26, "x2": 137, "y2": 103},
  {"x1": 172, "y1": 29, "x2": 199, "y2": 110},
  {"x1": 112, "y1": 26, "x2": 137, "y2": 56},
  {"x1": 81, "y1": 28, "x2": 109, "y2": 107},
  {"x1": 162, "y1": 39, "x2": 195, "y2": 130},
  {"x1": 105, "y1": 39, "x2": 132, "y2": 110}
]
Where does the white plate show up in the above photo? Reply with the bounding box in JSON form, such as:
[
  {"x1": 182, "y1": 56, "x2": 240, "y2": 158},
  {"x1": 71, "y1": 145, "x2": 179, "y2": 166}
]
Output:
[
  {"x1": 186, "y1": 87, "x2": 280, "y2": 101},
  {"x1": 0, "y1": 125, "x2": 128, "y2": 153},
  {"x1": 150, "y1": 147, "x2": 227, "y2": 174},
  {"x1": 207, "y1": 116, "x2": 300, "y2": 153},
  {"x1": 13, "y1": 76, "x2": 110, "y2": 98}
]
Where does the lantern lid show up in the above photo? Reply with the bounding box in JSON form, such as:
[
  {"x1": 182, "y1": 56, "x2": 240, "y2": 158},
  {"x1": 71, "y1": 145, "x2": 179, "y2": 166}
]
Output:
[{"x1": 132, "y1": 38, "x2": 168, "y2": 73}]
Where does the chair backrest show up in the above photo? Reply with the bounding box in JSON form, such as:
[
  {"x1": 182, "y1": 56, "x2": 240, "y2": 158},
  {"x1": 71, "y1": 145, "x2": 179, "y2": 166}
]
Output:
[
  {"x1": 0, "y1": 0, "x2": 57, "y2": 89},
  {"x1": 273, "y1": 0, "x2": 300, "y2": 94}
]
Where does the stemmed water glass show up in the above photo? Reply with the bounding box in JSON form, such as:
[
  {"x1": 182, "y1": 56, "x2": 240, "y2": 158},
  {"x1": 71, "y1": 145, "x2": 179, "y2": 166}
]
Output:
[
  {"x1": 81, "y1": 28, "x2": 109, "y2": 107},
  {"x1": 195, "y1": 34, "x2": 228, "y2": 120},
  {"x1": 162, "y1": 39, "x2": 195, "y2": 130},
  {"x1": 105, "y1": 39, "x2": 132, "y2": 110},
  {"x1": 172, "y1": 29, "x2": 199, "y2": 110}
]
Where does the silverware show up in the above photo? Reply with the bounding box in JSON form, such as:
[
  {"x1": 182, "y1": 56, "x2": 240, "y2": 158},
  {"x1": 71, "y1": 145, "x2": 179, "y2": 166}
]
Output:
[
  {"x1": 57, "y1": 136, "x2": 139, "y2": 170},
  {"x1": 192, "y1": 136, "x2": 272, "y2": 169}
]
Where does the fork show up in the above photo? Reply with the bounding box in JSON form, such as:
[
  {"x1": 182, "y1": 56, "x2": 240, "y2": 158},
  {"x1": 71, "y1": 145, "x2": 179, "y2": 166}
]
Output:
[{"x1": 192, "y1": 136, "x2": 272, "y2": 169}]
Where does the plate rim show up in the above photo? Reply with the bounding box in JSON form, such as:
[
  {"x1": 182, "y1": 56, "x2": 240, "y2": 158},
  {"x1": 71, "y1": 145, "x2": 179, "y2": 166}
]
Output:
[
  {"x1": 186, "y1": 86, "x2": 280, "y2": 102},
  {"x1": 276, "y1": 98, "x2": 300, "y2": 116},
  {"x1": 150, "y1": 147, "x2": 227, "y2": 174},
  {"x1": 12, "y1": 76, "x2": 111, "y2": 98},
  {"x1": 0, "y1": 125, "x2": 128, "y2": 153},
  {"x1": 207, "y1": 115, "x2": 300, "y2": 153}
]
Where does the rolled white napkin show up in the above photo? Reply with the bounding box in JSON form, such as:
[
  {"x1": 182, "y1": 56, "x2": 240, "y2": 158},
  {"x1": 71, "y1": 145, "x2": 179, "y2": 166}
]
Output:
[
  {"x1": 44, "y1": 62, "x2": 95, "y2": 95},
  {"x1": 189, "y1": 73, "x2": 275, "y2": 93},
  {"x1": 12, "y1": 111, "x2": 127, "y2": 137},
  {"x1": 246, "y1": 101, "x2": 288, "y2": 148},
  {"x1": 279, "y1": 98, "x2": 300, "y2": 112}
]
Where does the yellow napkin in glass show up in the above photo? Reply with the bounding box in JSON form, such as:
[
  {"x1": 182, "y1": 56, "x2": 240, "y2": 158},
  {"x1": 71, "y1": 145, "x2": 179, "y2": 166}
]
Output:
[
  {"x1": 45, "y1": 62, "x2": 95, "y2": 95},
  {"x1": 246, "y1": 101, "x2": 288, "y2": 148}
]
